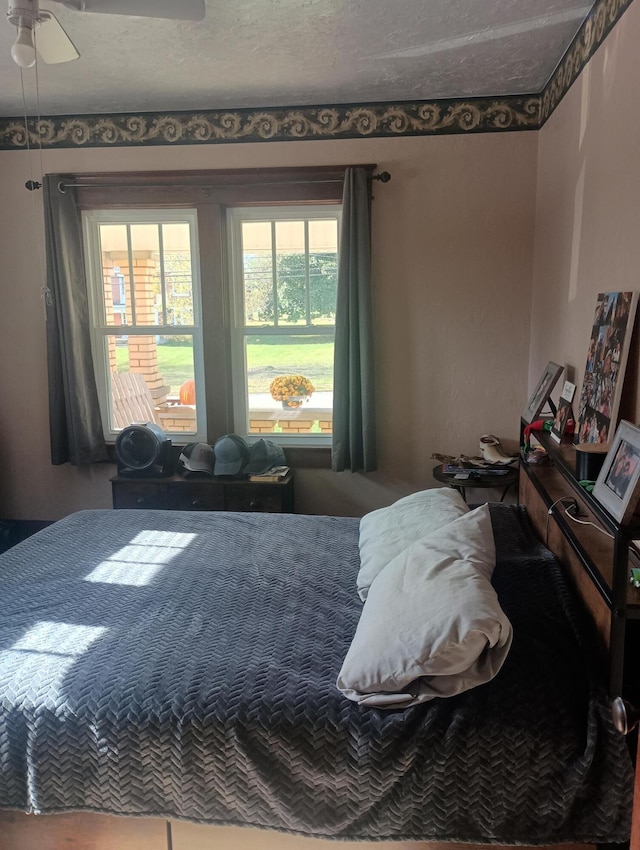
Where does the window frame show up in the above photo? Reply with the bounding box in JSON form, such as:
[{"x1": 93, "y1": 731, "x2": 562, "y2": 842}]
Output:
[
  {"x1": 71, "y1": 165, "x2": 374, "y2": 456},
  {"x1": 227, "y1": 204, "x2": 341, "y2": 447},
  {"x1": 82, "y1": 208, "x2": 207, "y2": 443}
]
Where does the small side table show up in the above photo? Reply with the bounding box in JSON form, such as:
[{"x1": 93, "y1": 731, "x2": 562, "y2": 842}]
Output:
[{"x1": 432, "y1": 464, "x2": 519, "y2": 503}]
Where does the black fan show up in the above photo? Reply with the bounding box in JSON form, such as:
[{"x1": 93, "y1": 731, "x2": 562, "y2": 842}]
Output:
[{"x1": 115, "y1": 424, "x2": 172, "y2": 477}]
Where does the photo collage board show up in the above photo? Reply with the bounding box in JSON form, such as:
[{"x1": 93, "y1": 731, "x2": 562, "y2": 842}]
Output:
[{"x1": 576, "y1": 291, "x2": 638, "y2": 445}]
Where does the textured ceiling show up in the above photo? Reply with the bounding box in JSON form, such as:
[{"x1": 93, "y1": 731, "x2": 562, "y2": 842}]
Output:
[{"x1": 0, "y1": 0, "x2": 594, "y2": 118}]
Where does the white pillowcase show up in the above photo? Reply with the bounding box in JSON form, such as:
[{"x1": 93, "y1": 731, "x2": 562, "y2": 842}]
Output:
[
  {"x1": 338, "y1": 505, "x2": 512, "y2": 708},
  {"x1": 357, "y1": 488, "x2": 469, "y2": 601}
]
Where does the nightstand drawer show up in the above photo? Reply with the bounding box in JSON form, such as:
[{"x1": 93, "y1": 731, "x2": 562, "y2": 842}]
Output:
[
  {"x1": 112, "y1": 481, "x2": 169, "y2": 510},
  {"x1": 170, "y1": 482, "x2": 225, "y2": 511}
]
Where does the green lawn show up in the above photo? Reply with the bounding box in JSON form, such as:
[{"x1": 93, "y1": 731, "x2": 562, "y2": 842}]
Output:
[
  {"x1": 116, "y1": 339, "x2": 334, "y2": 394},
  {"x1": 246, "y1": 342, "x2": 333, "y2": 393}
]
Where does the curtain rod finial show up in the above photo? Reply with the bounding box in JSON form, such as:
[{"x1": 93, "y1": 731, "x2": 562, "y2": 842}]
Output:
[
  {"x1": 25, "y1": 180, "x2": 41, "y2": 191},
  {"x1": 373, "y1": 171, "x2": 391, "y2": 183}
]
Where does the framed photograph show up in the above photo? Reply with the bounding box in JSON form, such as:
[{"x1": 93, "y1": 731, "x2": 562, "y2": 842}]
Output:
[
  {"x1": 593, "y1": 420, "x2": 640, "y2": 524},
  {"x1": 550, "y1": 400, "x2": 572, "y2": 443},
  {"x1": 522, "y1": 361, "x2": 564, "y2": 424},
  {"x1": 575, "y1": 291, "x2": 638, "y2": 446},
  {"x1": 550, "y1": 380, "x2": 576, "y2": 443}
]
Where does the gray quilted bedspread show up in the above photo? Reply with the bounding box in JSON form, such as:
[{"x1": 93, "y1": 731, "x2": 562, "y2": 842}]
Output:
[{"x1": 0, "y1": 504, "x2": 633, "y2": 843}]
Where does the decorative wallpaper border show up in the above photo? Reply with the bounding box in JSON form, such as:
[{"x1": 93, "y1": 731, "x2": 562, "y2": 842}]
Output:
[
  {"x1": 540, "y1": 0, "x2": 635, "y2": 124},
  {"x1": 0, "y1": 0, "x2": 633, "y2": 149},
  {"x1": 0, "y1": 97, "x2": 540, "y2": 150}
]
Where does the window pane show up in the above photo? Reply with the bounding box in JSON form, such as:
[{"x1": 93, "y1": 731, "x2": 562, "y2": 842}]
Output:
[
  {"x1": 308, "y1": 220, "x2": 338, "y2": 323},
  {"x1": 162, "y1": 223, "x2": 194, "y2": 327},
  {"x1": 242, "y1": 221, "x2": 274, "y2": 325},
  {"x1": 107, "y1": 334, "x2": 197, "y2": 435},
  {"x1": 129, "y1": 224, "x2": 162, "y2": 325},
  {"x1": 99, "y1": 224, "x2": 129, "y2": 327},
  {"x1": 240, "y1": 217, "x2": 339, "y2": 332},
  {"x1": 275, "y1": 220, "x2": 306, "y2": 327},
  {"x1": 245, "y1": 333, "x2": 334, "y2": 436},
  {"x1": 98, "y1": 222, "x2": 194, "y2": 329}
]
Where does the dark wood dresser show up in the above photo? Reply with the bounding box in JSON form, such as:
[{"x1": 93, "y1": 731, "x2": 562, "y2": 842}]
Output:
[
  {"x1": 518, "y1": 426, "x2": 640, "y2": 701},
  {"x1": 111, "y1": 471, "x2": 294, "y2": 514}
]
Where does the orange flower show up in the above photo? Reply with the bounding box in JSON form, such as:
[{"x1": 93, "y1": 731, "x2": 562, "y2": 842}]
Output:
[{"x1": 269, "y1": 374, "x2": 315, "y2": 401}]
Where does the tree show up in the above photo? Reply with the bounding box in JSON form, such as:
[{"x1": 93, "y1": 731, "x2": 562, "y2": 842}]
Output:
[
  {"x1": 242, "y1": 251, "x2": 338, "y2": 325},
  {"x1": 276, "y1": 252, "x2": 337, "y2": 323}
]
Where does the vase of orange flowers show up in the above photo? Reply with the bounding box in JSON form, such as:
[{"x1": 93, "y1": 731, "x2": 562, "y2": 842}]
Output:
[{"x1": 269, "y1": 374, "x2": 315, "y2": 409}]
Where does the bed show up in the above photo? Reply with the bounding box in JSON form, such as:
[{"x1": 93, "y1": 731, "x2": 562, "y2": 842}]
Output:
[{"x1": 0, "y1": 494, "x2": 634, "y2": 850}]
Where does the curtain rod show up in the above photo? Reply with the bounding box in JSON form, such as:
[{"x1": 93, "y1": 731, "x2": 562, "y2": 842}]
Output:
[{"x1": 24, "y1": 171, "x2": 391, "y2": 192}]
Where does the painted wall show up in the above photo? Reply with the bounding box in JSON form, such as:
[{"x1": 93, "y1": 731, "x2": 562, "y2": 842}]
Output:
[
  {"x1": 0, "y1": 132, "x2": 537, "y2": 520},
  {"x1": 531, "y1": 2, "x2": 640, "y2": 424}
]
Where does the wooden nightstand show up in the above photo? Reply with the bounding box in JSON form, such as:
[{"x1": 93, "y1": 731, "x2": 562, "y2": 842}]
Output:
[{"x1": 111, "y1": 471, "x2": 294, "y2": 514}]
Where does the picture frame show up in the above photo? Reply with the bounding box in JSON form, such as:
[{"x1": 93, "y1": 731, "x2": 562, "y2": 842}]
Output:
[
  {"x1": 550, "y1": 380, "x2": 576, "y2": 444},
  {"x1": 522, "y1": 361, "x2": 564, "y2": 424},
  {"x1": 575, "y1": 291, "x2": 638, "y2": 446},
  {"x1": 592, "y1": 420, "x2": 640, "y2": 524}
]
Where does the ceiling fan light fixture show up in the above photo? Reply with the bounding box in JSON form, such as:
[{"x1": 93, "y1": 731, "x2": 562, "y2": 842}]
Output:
[
  {"x1": 11, "y1": 22, "x2": 36, "y2": 67},
  {"x1": 5, "y1": 0, "x2": 205, "y2": 70}
]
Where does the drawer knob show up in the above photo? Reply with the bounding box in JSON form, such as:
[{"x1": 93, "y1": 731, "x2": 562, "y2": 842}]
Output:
[
  {"x1": 611, "y1": 697, "x2": 640, "y2": 735},
  {"x1": 249, "y1": 500, "x2": 261, "y2": 510},
  {"x1": 136, "y1": 498, "x2": 145, "y2": 506},
  {"x1": 191, "y1": 499, "x2": 202, "y2": 508},
  {"x1": 611, "y1": 696, "x2": 640, "y2": 735}
]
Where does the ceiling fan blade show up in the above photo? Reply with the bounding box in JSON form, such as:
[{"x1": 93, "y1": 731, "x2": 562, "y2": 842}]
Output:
[
  {"x1": 57, "y1": 0, "x2": 206, "y2": 21},
  {"x1": 35, "y1": 13, "x2": 80, "y2": 64}
]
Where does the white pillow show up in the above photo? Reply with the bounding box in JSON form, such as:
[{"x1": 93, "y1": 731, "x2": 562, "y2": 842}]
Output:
[
  {"x1": 338, "y1": 505, "x2": 512, "y2": 708},
  {"x1": 357, "y1": 488, "x2": 468, "y2": 601}
]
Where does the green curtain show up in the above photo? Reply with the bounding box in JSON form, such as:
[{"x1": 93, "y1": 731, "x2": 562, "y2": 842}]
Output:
[
  {"x1": 44, "y1": 175, "x2": 107, "y2": 465},
  {"x1": 331, "y1": 167, "x2": 377, "y2": 472}
]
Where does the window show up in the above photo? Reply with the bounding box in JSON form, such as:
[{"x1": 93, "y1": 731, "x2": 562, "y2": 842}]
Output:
[
  {"x1": 76, "y1": 165, "x2": 359, "y2": 449},
  {"x1": 83, "y1": 209, "x2": 206, "y2": 442},
  {"x1": 84, "y1": 205, "x2": 340, "y2": 446},
  {"x1": 227, "y1": 206, "x2": 340, "y2": 445}
]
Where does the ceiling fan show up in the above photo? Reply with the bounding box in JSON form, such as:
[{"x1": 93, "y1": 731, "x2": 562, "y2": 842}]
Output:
[{"x1": 7, "y1": 0, "x2": 206, "y2": 68}]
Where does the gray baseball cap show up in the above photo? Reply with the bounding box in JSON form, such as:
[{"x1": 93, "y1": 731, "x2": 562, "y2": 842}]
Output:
[
  {"x1": 244, "y1": 439, "x2": 287, "y2": 474},
  {"x1": 213, "y1": 434, "x2": 250, "y2": 476},
  {"x1": 178, "y1": 442, "x2": 215, "y2": 476}
]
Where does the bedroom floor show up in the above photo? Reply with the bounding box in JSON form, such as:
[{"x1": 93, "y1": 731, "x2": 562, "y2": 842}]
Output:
[{"x1": 0, "y1": 811, "x2": 596, "y2": 850}]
